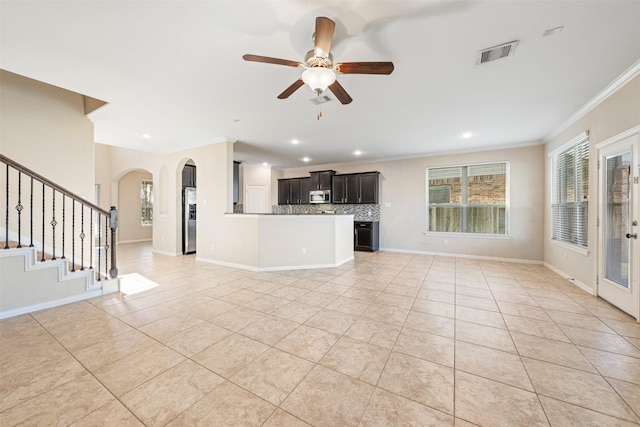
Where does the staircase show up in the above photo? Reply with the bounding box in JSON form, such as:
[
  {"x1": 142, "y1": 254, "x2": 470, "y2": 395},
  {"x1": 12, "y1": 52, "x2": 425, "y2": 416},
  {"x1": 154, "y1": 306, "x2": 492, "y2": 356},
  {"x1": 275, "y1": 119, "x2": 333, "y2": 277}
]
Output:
[{"x1": 0, "y1": 154, "x2": 119, "y2": 319}]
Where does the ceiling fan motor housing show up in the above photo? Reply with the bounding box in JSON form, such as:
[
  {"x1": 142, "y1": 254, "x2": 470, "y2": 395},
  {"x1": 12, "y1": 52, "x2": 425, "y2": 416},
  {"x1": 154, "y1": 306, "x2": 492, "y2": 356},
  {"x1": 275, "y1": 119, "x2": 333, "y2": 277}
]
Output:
[{"x1": 304, "y1": 51, "x2": 333, "y2": 69}]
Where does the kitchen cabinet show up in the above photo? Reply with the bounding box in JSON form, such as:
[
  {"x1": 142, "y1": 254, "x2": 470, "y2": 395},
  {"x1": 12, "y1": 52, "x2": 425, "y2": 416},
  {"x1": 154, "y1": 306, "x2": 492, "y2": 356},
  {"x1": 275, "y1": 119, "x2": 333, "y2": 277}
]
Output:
[
  {"x1": 278, "y1": 179, "x2": 289, "y2": 205},
  {"x1": 332, "y1": 172, "x2": 379, "y2": 204},
  {"x1": 309, "y1": 170, "x2": 335, "y2": 190},
  {"x1": 299, "y1": 177, "x2": 311, "y2": 204},
  {"x1": 182, "y1": 164, "x2": 196, "y2": 188},
  {"x1": 278, "y1": 177, "x2": 310, "y2": 204},
  {"x1": 355, "y1": 221, "x2": 379, "y2": 252}
]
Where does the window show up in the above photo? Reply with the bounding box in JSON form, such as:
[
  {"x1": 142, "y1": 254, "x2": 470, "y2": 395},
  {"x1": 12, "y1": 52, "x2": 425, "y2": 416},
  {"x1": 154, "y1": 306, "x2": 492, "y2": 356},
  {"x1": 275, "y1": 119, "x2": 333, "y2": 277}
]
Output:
[
  {"x1": 426, "y1": 162, "x2": 508, "y2": 235},
  {"x1": 141, "y1": 179, "x2": 153, "y2": 225},
  {"x1": 551, "y1": 132, "x2": 589, "y2": 248}
]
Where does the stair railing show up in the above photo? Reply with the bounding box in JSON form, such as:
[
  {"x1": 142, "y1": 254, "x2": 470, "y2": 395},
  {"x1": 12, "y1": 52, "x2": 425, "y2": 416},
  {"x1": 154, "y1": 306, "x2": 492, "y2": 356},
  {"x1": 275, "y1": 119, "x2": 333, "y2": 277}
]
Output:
[{"x1": 1, "y1": 154, "x2": 118, "y2": 281}]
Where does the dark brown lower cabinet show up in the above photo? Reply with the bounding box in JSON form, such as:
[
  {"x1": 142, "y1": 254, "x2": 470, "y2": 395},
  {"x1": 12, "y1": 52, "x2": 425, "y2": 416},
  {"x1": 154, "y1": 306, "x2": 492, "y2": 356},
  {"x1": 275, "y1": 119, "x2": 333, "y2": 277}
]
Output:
[{"x1": 355, "y1": 221, "x2": 379, "y2": 252}]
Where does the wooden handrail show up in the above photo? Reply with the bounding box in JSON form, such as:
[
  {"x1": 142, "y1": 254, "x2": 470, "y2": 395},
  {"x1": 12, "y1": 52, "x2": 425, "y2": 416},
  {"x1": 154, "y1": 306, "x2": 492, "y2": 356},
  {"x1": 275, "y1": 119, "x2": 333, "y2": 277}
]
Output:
[{"x1": 0, "y1": 153, "x2": 108, "y2": 215}]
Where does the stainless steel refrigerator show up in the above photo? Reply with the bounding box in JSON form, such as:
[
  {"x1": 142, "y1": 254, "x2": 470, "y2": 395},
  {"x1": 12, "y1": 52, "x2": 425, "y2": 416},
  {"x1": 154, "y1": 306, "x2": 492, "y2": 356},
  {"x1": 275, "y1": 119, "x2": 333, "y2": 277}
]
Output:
[{"x1": 183, "y1": 187, "x2": 196, "y2": 254}]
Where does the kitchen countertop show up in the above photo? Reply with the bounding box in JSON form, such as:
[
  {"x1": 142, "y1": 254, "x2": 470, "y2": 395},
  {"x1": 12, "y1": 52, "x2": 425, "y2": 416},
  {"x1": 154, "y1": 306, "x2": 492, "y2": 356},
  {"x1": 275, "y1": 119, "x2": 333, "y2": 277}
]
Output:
[{"x1": 225, "y1": 212, "x2": 345, "y2": 215}]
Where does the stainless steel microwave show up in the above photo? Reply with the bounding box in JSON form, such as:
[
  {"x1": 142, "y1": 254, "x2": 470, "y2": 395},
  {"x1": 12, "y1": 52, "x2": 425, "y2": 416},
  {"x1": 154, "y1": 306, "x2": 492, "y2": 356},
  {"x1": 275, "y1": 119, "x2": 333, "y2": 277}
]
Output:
[{"x1": 309, "y1": 190, "x2": 331, "y2": 204}]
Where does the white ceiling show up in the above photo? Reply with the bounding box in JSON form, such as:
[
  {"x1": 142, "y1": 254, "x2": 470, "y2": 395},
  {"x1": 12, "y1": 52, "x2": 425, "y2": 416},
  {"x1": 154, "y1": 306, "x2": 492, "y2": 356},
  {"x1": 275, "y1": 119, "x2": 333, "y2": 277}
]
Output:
[{"x1": 2, "y1": 1, "x2": 640, "y2": 168}]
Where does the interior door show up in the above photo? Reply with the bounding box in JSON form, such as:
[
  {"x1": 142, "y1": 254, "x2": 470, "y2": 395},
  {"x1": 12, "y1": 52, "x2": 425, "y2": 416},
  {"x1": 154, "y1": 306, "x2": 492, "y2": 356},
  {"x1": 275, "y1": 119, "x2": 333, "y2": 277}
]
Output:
[
  {"x1": 598, "y1": 132, "x2": 639, "y2": 319},
  {"x1": 246, "y1": 185, "x2": 268, "y2": 213}
]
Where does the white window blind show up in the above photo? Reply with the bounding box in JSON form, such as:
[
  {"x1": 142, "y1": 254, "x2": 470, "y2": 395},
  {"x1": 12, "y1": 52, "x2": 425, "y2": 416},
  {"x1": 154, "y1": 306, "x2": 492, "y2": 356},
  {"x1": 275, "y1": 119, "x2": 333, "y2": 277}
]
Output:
[
  {"x1": 426, "y1": 161, "x2": 508, "y2": 235},
  {"x1": 551, "y1": 133, "x2": 589, "y2": 247}
]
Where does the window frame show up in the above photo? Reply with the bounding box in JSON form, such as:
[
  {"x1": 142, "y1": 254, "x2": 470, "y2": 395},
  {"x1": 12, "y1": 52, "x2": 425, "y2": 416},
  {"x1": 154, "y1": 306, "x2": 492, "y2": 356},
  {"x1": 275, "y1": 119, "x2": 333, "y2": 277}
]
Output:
[
  {"x1": 141, "y1": 179, "x2": 153, "y2": 226},
  {"x1": 425, "y1": 161, "x2": 510, "y2": 237},
  {"x1": 549, "y1": 131, "x2": 589, "y2": 253}
]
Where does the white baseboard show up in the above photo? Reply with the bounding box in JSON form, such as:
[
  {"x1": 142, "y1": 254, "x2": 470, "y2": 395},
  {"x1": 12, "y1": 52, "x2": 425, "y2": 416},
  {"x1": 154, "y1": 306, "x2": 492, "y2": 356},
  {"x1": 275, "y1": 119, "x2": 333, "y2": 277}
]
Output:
[
  {"x1": 196, "y1": 255, "x2": 355, "y2": 272},
  {"x1": 117, "y1": 239, "x2": 152, "y2": 244},
  {"x1": 0, "y1": 289, "x2": 104, "y2": 319},
  {"x1": 380, "y1": 247, "x2": 543, "y2": 265},
  {"x1": 151, "y1": 249, "x2": 179, "y2": 257},
  {"x1": 543, "y1": 262, "x2": 595, "y2": 295}
]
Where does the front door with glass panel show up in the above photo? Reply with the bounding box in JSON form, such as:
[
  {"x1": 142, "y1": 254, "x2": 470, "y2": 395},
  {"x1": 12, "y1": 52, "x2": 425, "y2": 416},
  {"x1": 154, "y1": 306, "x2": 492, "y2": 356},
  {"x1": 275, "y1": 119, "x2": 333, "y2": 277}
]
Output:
[{"x1": 598, "y1": 132, "x2": 639, "y2": 319}]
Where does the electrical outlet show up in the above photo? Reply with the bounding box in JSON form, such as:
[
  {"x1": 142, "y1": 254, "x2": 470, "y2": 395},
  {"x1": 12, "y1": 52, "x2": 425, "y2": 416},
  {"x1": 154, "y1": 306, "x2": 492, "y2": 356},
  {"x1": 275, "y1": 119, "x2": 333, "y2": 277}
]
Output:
[
  {"x1": 444, "y1": 239, "x2": 448, "y2": 245},
  {"x1": 301, "y1": 248, "x2": 307, "y2": 254},
  {"x1": 211, "y1": 243, "x2": 215, "y2": 250}
]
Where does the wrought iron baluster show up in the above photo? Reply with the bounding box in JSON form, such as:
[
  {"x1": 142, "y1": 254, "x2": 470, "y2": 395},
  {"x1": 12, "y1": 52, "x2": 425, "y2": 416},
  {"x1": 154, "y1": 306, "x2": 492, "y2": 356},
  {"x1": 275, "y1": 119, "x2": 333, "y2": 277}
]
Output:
[
  {"x1": 109, "y1": 206, "x2": 118, "y2": 279},
  {"x1": 104, "y1": 214, "x2": 109, "y2": 280},
  {"x1": 90, "y1": 208, "x2": 93, "y2": 270},
  {"x1": 41, "y1": 182, "x2": 45, "y2": 262},
  {"x1": 61, "y1": 195, "x2": 65, "y2": 259},
  {"x1": 16, "y1": 171, "x2": 23, "y2": 248},
  {"x1": 51, "y1": 188, "x2": 57, "y2": 260},
  {"x1": 4, "y1": 164, "x2": 8, "y2": 249},
  {"x1": 29, "y1": 177, "x2": 34, "y2": 247},
  {"x1": 80, "y1": 205, "x2": 85, "y2": 270},
  {"x1": 71, "y1": 200, "x2": 75, "y2": 272},
  {"x1": 98, "y1": 215, "x2": 102, "y2": 281}
]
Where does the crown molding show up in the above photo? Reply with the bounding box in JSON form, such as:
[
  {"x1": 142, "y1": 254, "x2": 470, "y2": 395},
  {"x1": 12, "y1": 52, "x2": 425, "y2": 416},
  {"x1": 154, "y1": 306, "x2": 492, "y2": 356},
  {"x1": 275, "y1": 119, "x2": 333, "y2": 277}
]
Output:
[{"x1": 545, "y1": 59, "x2": 640, "y2": 142}]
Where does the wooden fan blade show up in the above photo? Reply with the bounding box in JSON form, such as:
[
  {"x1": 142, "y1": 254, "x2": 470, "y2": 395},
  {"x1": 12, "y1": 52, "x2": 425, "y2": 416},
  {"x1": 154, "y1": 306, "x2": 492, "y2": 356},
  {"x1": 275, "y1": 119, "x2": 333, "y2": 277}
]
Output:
[
  {"x1": 314, "y1": 17, "x2": 335, "y2": 58},
  {"x1": 335, "y1": 62, "x2": 395, "y2": 75},
  {"x1": 328, "y1": 80, "x2": 352, "y2": 105},
  {"x1": 277, "y1": 79, "x2": 305, "y2": 99},
  {"x1": 243, "y1": 54, "x2": 302, "y2": 68}
]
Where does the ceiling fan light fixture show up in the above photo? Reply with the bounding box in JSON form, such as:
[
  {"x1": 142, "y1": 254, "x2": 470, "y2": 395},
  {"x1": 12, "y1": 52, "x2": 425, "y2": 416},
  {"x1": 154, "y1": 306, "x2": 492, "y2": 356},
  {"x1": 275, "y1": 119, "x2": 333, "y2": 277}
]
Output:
[{"x1": 302, "y1": 67, "x2": 336, "y2": 94}]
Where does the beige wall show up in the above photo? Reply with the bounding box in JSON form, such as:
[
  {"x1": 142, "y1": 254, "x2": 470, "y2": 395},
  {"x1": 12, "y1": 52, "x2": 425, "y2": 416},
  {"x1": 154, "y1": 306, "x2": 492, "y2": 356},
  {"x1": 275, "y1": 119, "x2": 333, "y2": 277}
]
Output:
[
  {"x1": 280, "y1": 144, "x2": 545, "y2": 262},
  {"x1": 94, "y1": 143, "x2": 156, "y2": 245},
  {"x1": 94, "y1": 143, "x2": 156, "y2": 209},
  {"x1": 152, "y1": 141, "x2": 233, "y2": 256},
  {"x1": 1, "y1": 70, "x2": 98, "y2": 262},
  {"x1": 544, "y1": 74, "x2": 640, "y2": 291},
  {"x1": 0, "y1": 70, "x2": 94, "y2": 200},
  {"x1": 118, "y1": 170, "x2": 153, "y2": 243}
]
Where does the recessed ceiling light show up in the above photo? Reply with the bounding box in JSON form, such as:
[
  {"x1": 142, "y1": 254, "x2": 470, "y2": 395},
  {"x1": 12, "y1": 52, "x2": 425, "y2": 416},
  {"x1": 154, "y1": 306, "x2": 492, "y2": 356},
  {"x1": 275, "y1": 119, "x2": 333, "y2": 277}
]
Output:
[
  {"x1": 543, "y1": 26, "x2": 564, "y2": 37},
  {"x1": 354, "y1": 150, "x2": 362, "y2": 156},
  {"x1": 462, "y1": 132, "x2": 473, "y2": 139},
  {"x1": 302, "y1": 157, "x2": 310, "y2": 162},
  {"x1": 262, "y1": 162, "x2": 269, "y2": 167},
  {"x1": 291, "y1": 139, "x2": 299, "y2": 145},
  {"x1": 141, "y1": 134, "x2": 151, "y2": 139}
]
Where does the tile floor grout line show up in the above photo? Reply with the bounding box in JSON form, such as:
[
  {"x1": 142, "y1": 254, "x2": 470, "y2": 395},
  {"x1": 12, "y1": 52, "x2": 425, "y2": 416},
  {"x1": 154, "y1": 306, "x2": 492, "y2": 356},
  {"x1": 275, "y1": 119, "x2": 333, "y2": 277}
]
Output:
[
  {"x1": 353, "y1": 257, "x2": 437, "y2": 426},
  {"x1": 5, "y1": 244, "x2": 640, "y2": 426},
  {"x1": 572, "y1": 345, "x2": 640, "y2": 422},
  {"x1": 484, "y1": 262, "x2": 553, "y2": 427},
  {"x1": 25, "y1": 312, "x2": 151, "y2": 426}
]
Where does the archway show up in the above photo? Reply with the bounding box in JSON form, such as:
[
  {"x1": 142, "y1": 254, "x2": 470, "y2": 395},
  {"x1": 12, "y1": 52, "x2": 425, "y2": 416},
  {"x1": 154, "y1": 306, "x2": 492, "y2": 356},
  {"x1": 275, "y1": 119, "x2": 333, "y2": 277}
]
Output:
[
  {"x1": 117, "y1": 169, "x2": 153, "y2": 244},
  {"x1": 181, "y1": 159, "x2": 196, "y2": 254}
]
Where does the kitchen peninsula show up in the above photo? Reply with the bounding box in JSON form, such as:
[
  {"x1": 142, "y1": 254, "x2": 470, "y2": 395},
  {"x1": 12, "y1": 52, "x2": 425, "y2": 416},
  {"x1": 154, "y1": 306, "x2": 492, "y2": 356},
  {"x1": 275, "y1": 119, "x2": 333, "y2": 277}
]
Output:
[{"x1": 209, "y1": 213, "x2": 354, "y2": 271}]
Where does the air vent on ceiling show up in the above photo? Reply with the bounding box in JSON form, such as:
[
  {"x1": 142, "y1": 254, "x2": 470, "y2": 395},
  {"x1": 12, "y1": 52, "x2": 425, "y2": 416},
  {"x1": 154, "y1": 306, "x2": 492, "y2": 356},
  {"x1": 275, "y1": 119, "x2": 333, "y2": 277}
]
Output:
[
  {"x1": 309, "y1": 94, "x2": 333, "y2": 105},
  {"x1": 476, "y1": 40, "x2": 519, "y2": 65}
]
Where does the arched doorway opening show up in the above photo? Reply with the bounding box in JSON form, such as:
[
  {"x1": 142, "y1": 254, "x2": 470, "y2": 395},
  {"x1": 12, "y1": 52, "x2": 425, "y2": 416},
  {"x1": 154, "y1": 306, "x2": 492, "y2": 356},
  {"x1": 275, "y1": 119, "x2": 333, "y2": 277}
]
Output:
[
  {"x1": 116, "y1": 169, "x2": 153, "y2": 244},
  {"x1": 181, "y1": 160, "x2": 196, "y2": 254}
]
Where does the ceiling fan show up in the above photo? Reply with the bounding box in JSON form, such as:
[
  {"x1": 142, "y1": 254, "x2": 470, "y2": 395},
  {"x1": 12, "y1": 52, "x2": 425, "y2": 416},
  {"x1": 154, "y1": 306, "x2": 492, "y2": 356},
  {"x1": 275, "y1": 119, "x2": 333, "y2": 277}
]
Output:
[{"x1": 243, "y1": 16, "x2": 394, "y2": 108}]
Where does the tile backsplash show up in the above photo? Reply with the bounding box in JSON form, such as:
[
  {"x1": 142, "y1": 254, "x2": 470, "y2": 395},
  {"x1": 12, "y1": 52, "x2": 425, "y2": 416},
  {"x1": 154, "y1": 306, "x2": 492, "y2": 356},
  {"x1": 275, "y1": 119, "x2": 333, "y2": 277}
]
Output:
[{"x1": 271, "y1": 203, "x2": 380, "y2": 221}]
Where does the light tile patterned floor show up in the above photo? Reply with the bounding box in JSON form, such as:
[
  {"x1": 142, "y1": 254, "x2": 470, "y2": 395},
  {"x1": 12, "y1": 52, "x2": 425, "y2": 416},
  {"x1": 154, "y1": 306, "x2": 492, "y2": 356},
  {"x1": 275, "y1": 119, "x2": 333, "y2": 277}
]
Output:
[{"x1": 2, "y1": 242, "x2": 640, "y2": 426}]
